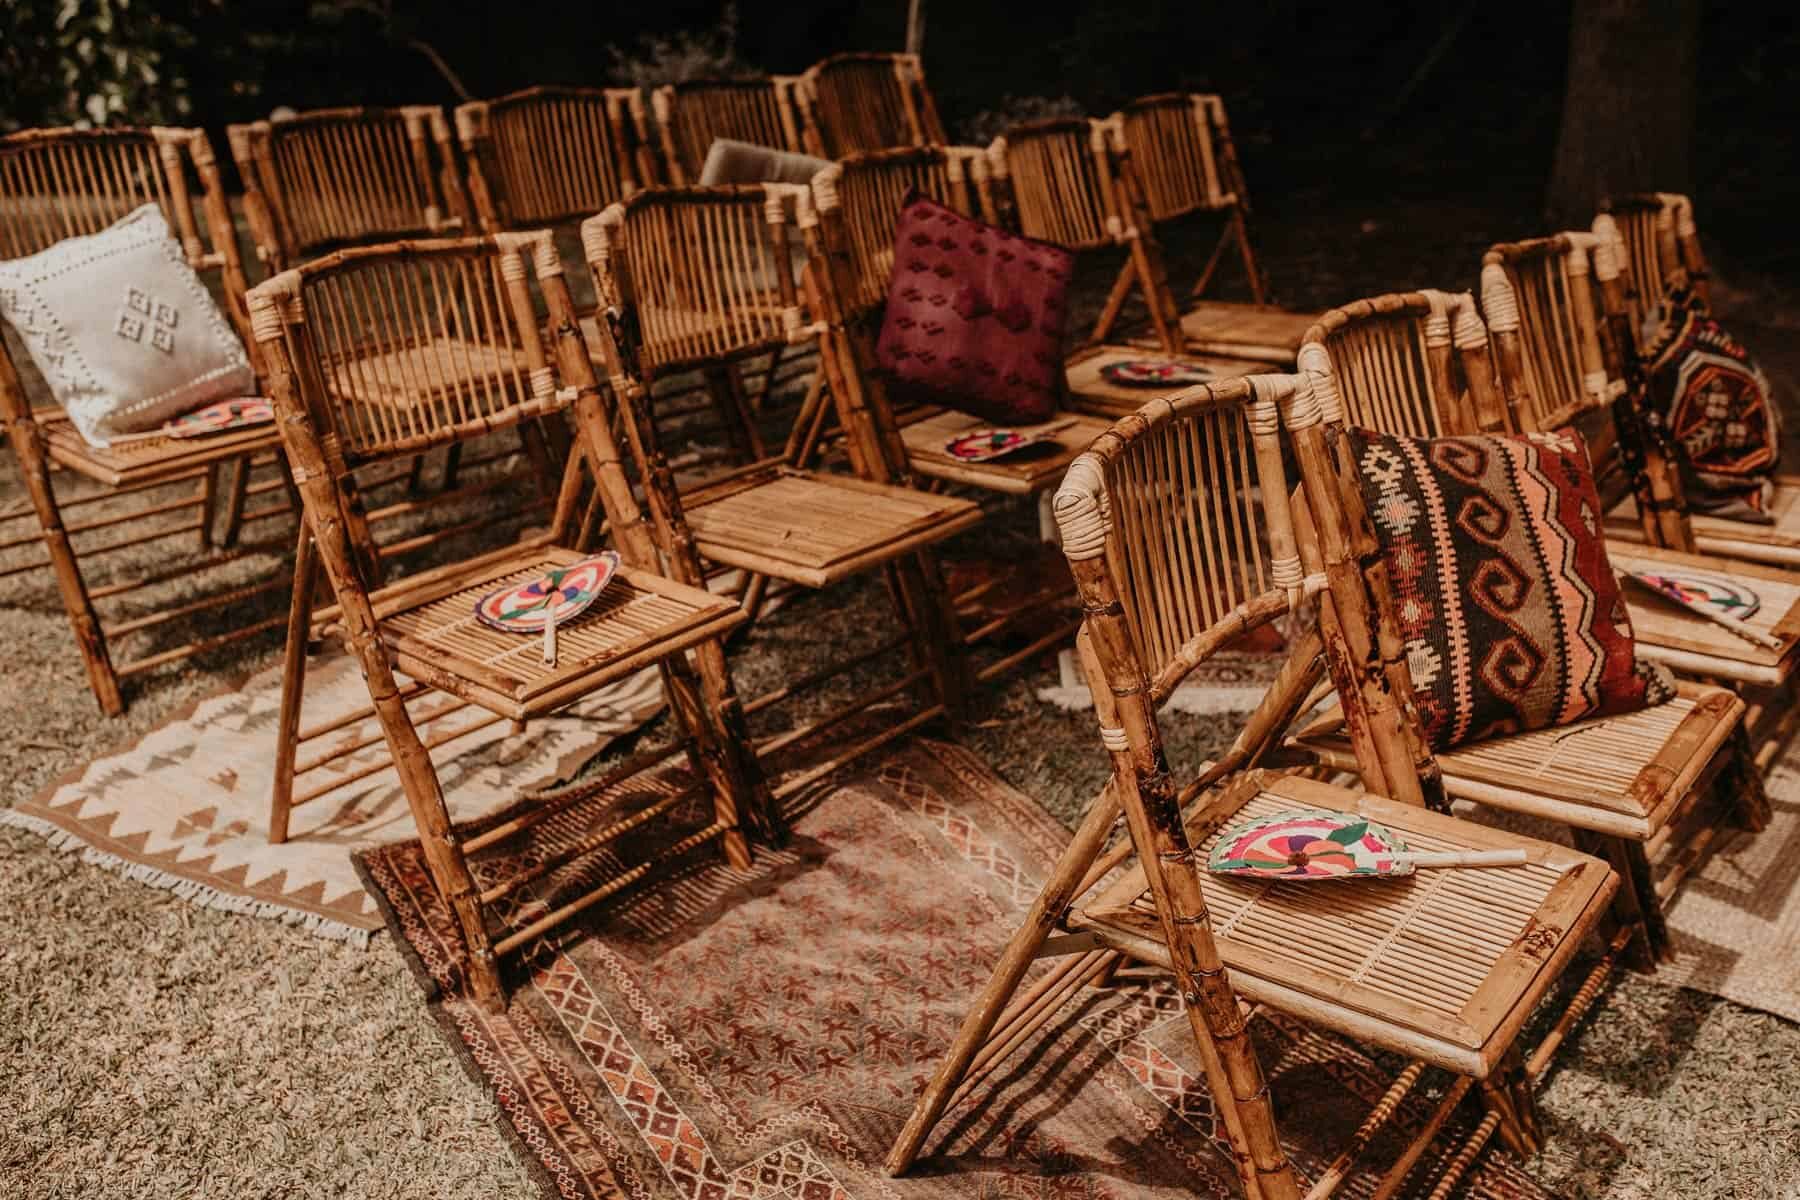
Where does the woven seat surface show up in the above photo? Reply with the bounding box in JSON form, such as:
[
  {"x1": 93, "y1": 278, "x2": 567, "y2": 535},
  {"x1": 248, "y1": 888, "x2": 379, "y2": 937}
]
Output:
[
  {"x1": 327, "y1": 338, "x2": 533, "y2": 410},
  {"x1": 1608, "y1": 475, "x2": 1800, "y2": 565},
  {"x1": 1070, "y1": 774, "x2": 1613, "y2": 1075},
  {"x1": 1607, "y1": 544, "x2": 1800, "y2": 685},
  {"x1": 682, "y1": 466, "x2": 981, "y2": 587},
  {"x1": 41, "y1": 408, "x2": 282, "y2": 486},
  {"x1": 1126, "y1": 301, "x2": 1317, "y2": 364},
  {"x1": 377, "y1": 546, "x2": 744, "y2": 719},
  {"x1": 1291, "y1": 680, "x2": 1742, "y2": 838},
  {"x1": 1063, "y1": 344, "x2": 1269, "y2": 418},
  {"x1": 899, "y1": 409, "x2": 1110, "y2": 495}
]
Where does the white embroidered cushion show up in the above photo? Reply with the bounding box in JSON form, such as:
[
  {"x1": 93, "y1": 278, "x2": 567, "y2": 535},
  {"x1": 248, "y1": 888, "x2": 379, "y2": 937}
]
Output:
[{"x1": 0, "y1": 203, "x2": 256, "y2": 446}]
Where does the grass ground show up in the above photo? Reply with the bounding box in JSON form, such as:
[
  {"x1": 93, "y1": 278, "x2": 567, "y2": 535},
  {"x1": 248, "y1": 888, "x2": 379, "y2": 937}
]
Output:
[{"x1": 4, "y1": 190, "x2": 1800, "y2": 1198}]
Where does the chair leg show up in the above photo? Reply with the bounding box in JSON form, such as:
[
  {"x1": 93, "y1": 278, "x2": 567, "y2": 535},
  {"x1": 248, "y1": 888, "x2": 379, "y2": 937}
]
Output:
[
  {"x1": 1231, "y1": 206, "x2": 1269, "y2": 305},
  {"x1": 1574, "y1": 829, "x2": 1666, "y2": 969},
  {"x1": 441, "y1": 443, "x2": 464, "y2": 491},
  {"x1": 268, "y1": 522, "x2": 317, "y2": 844},
  {"x1": 662, "y1": 648, "x2": 765, "y2": 861},
  {"x1": 1722, "y1": 723, "x2": 1771, "y2": 832},
  {"x1": 1091, "y1": 257, "x2": 1139, "y2": 346},
  {"x1": 197, "y1": 463, "x2": 219, "y2": 551},
  {"x1": 886, "y1": 784, "x2": 1123, "y2": 1175},
  {"x1": 893, "y1": 551, "x2": 972, "y2": 722},
  {"x1": 1477, "y1": 1047, "x2": 1540, "y2": 1160},
  {"x1": 220, "y1": 455, "x2": 252, "y2": 548},
  {"x1": 4, "y1": 414, "x2": 123, "y2": 714}
]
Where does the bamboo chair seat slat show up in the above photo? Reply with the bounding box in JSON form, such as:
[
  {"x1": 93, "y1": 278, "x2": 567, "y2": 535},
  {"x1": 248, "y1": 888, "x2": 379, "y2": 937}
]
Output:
[
  {"x1": 1292, "y1": 680, "x2": 1742, "y2": 838},
  {"x1": 41, "y1": 411, "x2": 282, "y2": 487},
  {"x1": 1607, "y1": 475, "x2": 1800, "y2": 565},
  {"x1": 682, "y1": 467, "x2": 981, "y2": 587},
  {"x1": 1069, "y1": 775, "x2": 1614, "y2": 1076},
  {"x1": 898, "y1": 409, "x2": 1111, "y2": 495},
  {"x1": 1608, "y1": 546, "x2": 1800, "y2": 684},
  {"x1": 1062, "y1": 343, "x2": 1271, "y2": 419},
  {"x1": 378, "y1": 547, "x2": 744, "y2": 720},
  {"x1": 1127, "y1": 301, "x2": 1318, "y2": 364}
]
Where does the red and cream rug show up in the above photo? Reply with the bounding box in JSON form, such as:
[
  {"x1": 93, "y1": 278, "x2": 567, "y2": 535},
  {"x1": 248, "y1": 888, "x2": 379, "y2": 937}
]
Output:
[{"x1": 358, "y1": 739, "x2": 1558, "y2": 1200}]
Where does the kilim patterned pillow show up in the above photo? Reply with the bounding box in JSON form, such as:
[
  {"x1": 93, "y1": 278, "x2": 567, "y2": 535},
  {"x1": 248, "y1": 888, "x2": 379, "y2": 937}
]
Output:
[
  {"x1": 1642, "y1": 289, "x2": 1780, "y2": 524},
  {"x1": 1347, "y1": 426, "x2": 1674, "y2": 751},
  {"x1": 875, "y1": 192, "x2": 1072, "y2": 426}
]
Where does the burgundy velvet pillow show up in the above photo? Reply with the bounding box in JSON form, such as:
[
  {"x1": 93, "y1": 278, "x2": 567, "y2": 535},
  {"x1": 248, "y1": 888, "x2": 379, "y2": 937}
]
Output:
[{"x1": 875, "y1": 192, "x2": 1072, "y2": 426}]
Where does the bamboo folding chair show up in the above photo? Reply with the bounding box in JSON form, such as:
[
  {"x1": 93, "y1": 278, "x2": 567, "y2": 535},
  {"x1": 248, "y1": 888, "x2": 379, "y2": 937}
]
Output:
[
  {"x1": 889, "y1": 374, "x2": 1622, "y2": 1198},
  {"x1": 795, "y1": 52, "x2": 945, "y2": 159},
  {"x1": 249, "y1": 231, "x2": 768, "y2": 1009},
  {"x1": 581, "y1": 184, "x2": 983, "y2": 798},
  {"x1": 456, "y1": 86, "x2": 652, "y2": 235},
  {"x1": 983, "y1": 118, "x2": 1273, "y2": 419},
  {"x1": 1108, "y1": 94, "x2": 1317, "y2": 364},
  {"x1": 1588, "y1": 208, "x2": 1800, "y2": 568},
  {"x1": 1285, "y1": 287, "x2": 1760, "y2": 953},
  {"x1": 648, "y1": 78, "x2": 807, "y2": 186},
  {"x1": 0, "y1": 126, "x2": 297, "y2": 714}
]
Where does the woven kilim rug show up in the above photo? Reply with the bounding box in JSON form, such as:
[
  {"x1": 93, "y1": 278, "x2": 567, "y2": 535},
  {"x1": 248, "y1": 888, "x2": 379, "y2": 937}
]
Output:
[
  {"x1": 3, "y1": 652, "x2": 662, "y2": 944},
  {"x1": 359, "y1": 739, "x2": 1558, "y2": 1200}
]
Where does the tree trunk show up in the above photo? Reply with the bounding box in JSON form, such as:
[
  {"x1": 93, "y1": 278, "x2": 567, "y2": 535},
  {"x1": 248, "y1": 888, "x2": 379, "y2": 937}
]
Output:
[{"x1": 1545, "y1": 0, "x2": 1699, "y2": 226}]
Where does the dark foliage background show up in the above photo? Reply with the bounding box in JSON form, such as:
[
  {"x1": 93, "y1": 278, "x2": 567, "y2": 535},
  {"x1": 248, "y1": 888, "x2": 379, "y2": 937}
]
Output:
[{"x1": 4, "y1": 0, "x2": 1795, "y2": 285}]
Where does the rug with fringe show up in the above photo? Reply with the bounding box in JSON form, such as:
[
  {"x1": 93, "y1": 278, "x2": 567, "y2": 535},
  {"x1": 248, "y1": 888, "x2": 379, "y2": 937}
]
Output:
[
  {"x1": 358, "y1": 738, "x2": 1558, "y2": 1200},
  {"x1": 3, "y1": 651, "x2": 661, "y2": 944}
]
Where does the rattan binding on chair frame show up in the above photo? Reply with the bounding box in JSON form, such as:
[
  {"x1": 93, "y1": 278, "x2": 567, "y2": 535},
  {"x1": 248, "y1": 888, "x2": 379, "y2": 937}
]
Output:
[
  {"x1": 0, "y1": 124, "x2": 300, "y2": 715},
  {"x1": 1288, "y1": 287, "x2": 1763, "y2": 955},
  {"x1": 250, "y1": 229, "x2": 770, "y2": 1011},
  {"x1": 456, "y1": 86, "x2": 651, "y2": 234},
  {"x1": 794, "y1": 51, "x2": 945, "y2": 159},
  {"x1": 647, "y1": 77, "x2": 807, "y2": 185},
  {"x1": 887, "y1": 374, "x2": 1622, "y2": 1198},
  {"x1": 1598, "y1": 192, "x2": 1710, "y2": 327},
  {"x1": 228, "y1": 105, "x2": 469, "y2": 271},
  {"x1": 581, "y1": 183, "x2": 984, "y2": 801}
]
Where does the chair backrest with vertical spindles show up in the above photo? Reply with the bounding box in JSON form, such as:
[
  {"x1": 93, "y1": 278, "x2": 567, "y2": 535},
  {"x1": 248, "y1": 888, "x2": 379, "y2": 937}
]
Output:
[
  {"x1": 810, "y1": 146, "x2": 986, "y2": 320},
  {"x1": 582, "y1": 185, "x2": 810, "y2": 378},
  {"x1": 1298, "y1": 290, "x2": 1504, "y2": 441},
  {"x1": 248, "y1": 234, "x2": 570, "y2": 470},
  {"x1": 230, "y1": 106, "x2": 468, "y2": 270},
  {"x1": 1479, "y1": 233, "x2": 1619, "y2": 436},
  {"x1": 798, "y1": 52, "x2": 944, "y2": 159},
  {"x1": 1598, "y1": 192, "x2": 1710, "y2": 328},
  {"x1": 987, "y1": 118, "x2": 1125, "y2": 253},
  {"x1": 0, "y1": 125, "x2": 258, "y2": 364},
  {"x1": 1112, "y1": 93, "x2": 1242, "y2": 223},
  {"x1": 1056, "y1": 377, "x2": 1304, "y2": 693},
  {"x1": 456, "y1": 86, "x2": 644, "y2": 234},
  {"x1": 651, "y1": 78, "x2": 805, "y2": 185}
]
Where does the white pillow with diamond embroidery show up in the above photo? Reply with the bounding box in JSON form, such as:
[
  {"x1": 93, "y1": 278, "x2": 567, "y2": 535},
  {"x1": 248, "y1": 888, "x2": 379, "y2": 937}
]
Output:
[{"x1": 0, "y1": 203, "x2": 255, "y2": 446}]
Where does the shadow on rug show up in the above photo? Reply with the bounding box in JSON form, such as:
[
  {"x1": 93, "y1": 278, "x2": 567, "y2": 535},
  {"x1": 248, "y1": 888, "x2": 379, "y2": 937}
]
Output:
[{"x1": 357, "y1": 738, "x2": 1559, "y2": 1199}]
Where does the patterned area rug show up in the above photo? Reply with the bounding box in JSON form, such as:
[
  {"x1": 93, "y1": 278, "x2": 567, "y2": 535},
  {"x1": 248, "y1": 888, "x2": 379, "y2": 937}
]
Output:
[
  {"x1": 359, "y1": 739, "x2": 1557, "y2": 1199},
  {"x1": 3, "y1": 652, "x2": 662, "y2": 943}
]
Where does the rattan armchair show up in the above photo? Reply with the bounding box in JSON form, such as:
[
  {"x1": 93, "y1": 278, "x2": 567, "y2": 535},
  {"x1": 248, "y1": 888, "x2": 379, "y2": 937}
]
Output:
[
  {"x1": 794, "y1": 52, "x2": 945, "y2": 159},
  {"x1": 249, "y1": 230, "x2": 768, "y2": 1011},
  {"x1": 889, "y1": 374, "x2": 1621, "y2": 1198},
  {"x1": 1108, "y1": 93, "x2": 1317, "y2": 364},
  {"x1": 1285, "y1": 288, "x2": 1761, "y2": 952},
  {"x1": 582, "y1": 184, "x2": 983, "y2": 801},
  {"x1": 648, "y1": 78, "x2": 807, "y2": 185},
  {"x1": 0, "y1": 126, "x2": 297, "y2": 715}
]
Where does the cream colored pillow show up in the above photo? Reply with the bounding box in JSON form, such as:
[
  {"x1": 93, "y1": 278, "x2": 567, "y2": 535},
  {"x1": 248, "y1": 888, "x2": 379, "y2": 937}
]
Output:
[{"x1": 0, "y1": 203, "x2": 256, "y2": 446}]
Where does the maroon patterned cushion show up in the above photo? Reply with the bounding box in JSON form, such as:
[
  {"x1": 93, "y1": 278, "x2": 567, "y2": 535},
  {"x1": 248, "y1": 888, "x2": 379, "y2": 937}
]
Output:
[
  {"x1": 1347, "y1": 426, "x2": 1673, "y2": 751},
  {"x1": 875, "y1": 193, "x2": 1072, "y2": 425},
  {"x1": 1643, "y1": 290, "x2": 1781, "y2": 523}
]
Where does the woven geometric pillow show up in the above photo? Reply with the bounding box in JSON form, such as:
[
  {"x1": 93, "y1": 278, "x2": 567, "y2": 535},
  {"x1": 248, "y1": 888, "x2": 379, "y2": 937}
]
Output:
[
  {"x1": 1347, "y1": 426, "x2": 1674, "y2": 751},
  {"x1": 1642, "y1": 289, "x2": 1780, "y2": 524},
  {"x1": 875, "y1": 192, "x2": 1072, "y2": 426},
  {"x1": 0, "y1": 203, "x2": 255, "y2": 446}
]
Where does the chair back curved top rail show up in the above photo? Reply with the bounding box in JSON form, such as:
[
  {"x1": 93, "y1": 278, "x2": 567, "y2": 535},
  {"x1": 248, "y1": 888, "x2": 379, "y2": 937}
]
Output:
[
  {"x1": 229, "y1": 106, "x2": 469, "y2": 271},
  {"x1": 456, "y1": 86, "x2": 647, "y2": 233},
  {"x1": 650, "y1": 78, "x2": 806, "y2": 186},
  {"x1": 986, "y1": 117, "x2": 1126, "y2": 253},
  {"x1": 1479, "y1": 232, "x2": 1623, "y2": 437},
  {"x1": 797, "y1": 52, "x2": 945, "y2": 159},
  {"x1": 1111, "y1": 93, "x2": 1243, "y2": 224},
  {"x1": 0, "y1": 125, "x2": 256, "y2": 353},
  {"x1": 1598, "y1": 192, "x2": 1709, "y2": 323},
  {"x1": 809, "y1": 145, "x2": 986, "y2": 321}
]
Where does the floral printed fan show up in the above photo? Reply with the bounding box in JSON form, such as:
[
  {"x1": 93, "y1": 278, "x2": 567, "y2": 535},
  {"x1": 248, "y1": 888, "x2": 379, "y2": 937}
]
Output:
[
  {"x1": 473, "y1": 553, "x2": 620, "y2": 666},
  {"x1": 944, "y1": 419, "x2": 1075, "y2": 462},
  {"x1": 164, "y1": 397, "x2": 274, "y2": 439},
  {"x1": 1207, "y1": 808, "x2": 1525, "y2": 881},
  {"x1": 1097, "y1": 359, "x2": 1217, "y2": 389}
]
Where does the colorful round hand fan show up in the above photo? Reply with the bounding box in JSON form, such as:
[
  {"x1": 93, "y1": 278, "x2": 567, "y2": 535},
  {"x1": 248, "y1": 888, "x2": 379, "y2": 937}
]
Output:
[
  {"x1": 1625, "y1": 568, "x2": 1778, "y2": 651},
  {"x1": 474, "y1": 554, "x2": 620, "y2": 665},
  {"x1": 1206, "y1": 808, "x2": 1526, "y2": 881},
  {"x1": 164, "y1": 397, "x2": 275, "y2": 439},
  {"x1": 944, "y1": 421, "x2": 1074, "y2": 463},
  {"x1": 1097, "y1": 359, "x2": 1216, "y2": 389}
]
